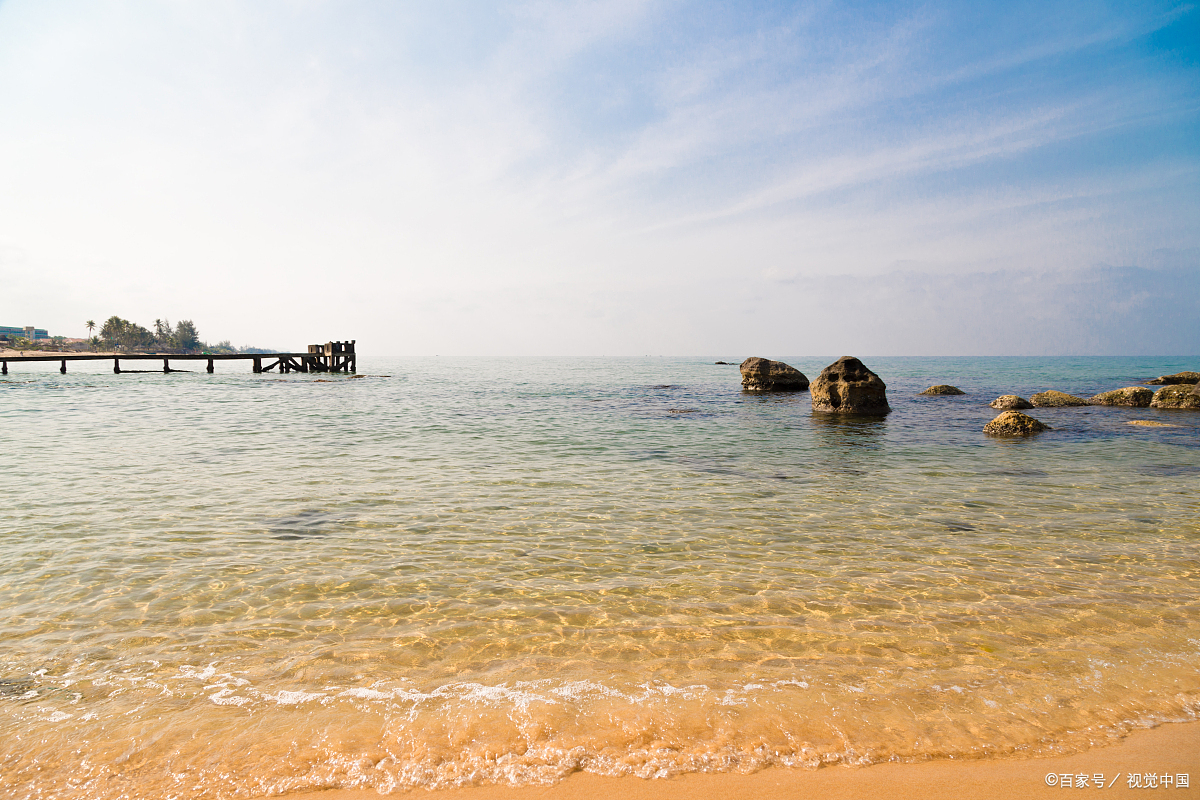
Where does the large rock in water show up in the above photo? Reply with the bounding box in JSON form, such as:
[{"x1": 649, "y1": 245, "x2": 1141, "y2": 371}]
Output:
[
  {"x1": 1089, "y1": 387, "x2": 1153, "y2": 407},
  {"x1": 984, "y1": 410, "x2": 1049, "y2": 436},
  {"x1": 1030, "y1": 390, "x2": 1089, "y2": 407},
  {"x1": 990, "y1": 395, "x2": 1033, "y2": 410},
  {"x1": 1146, "y1": 371, "x2": 1200, "y2": 385},
  {"x1": 811, "y1": 356, "x2": 889, "y2": 413},
  {"x1": 919, "y1": 384, "x2": 965, "y2": 395},
  {"x1": 739, "y1": 357, "x2": 809, "y2": 391},
  {"x1": 1150, "y1": 385, "x2": 1200, "y2": 409}
]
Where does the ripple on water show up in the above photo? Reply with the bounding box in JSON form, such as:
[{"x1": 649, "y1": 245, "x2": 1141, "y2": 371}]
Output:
[{"x1": 1, "y1": 356, "x2": 1199, "y2": 798}]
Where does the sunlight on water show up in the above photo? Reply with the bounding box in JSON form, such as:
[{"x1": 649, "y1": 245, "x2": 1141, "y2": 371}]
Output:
[{"x1": 2, "y1": 356, "x2": 1198, "y2": 797}]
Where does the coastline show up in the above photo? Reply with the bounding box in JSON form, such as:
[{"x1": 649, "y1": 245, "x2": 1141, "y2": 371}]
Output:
[
  {"x1": 0, "y1": 348, "x2": 122, "y2": 357},
  {"x1": 4, "y1": 356, "x2": 1198, "y2": 798},
  {"x1": 291, "y1": 722, "x2": 1200, "y2": 799}
]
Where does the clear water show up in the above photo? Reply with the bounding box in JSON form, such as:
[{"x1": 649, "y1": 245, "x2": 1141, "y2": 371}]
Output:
[{"x1": 1, "y1": 356, "x2": 1198, "y2": 798}]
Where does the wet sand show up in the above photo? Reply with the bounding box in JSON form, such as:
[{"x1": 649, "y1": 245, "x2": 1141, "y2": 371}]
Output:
[{"x1": 294, "y1": 722, "x2": 1200, "y2": 800}]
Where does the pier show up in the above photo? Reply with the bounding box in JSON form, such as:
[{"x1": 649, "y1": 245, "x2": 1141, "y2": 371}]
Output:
[{"x1": 1, "y1": 340, "x2": 355, "y2": 375}]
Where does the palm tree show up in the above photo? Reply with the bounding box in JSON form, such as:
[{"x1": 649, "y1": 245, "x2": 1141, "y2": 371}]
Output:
[{"x1": 85, "y1": 320, "x2": 96, "y2": 350}]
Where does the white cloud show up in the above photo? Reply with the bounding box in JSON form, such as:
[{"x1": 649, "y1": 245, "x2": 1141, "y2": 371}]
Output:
[{"x1": 0, "y1": 0, "x2": 1195, "y2": 353}]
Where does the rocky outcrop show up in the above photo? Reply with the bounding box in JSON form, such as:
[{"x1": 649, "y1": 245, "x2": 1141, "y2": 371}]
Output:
[
  {"x1": 810, "y1": 356, "x2": 889, "y2": 413},
  {"x1": 1089, "y1": 387, "x2": 1153, "y2": 407},
  {"x1": 919, "y1": 385, "x2": 965, "y2": 395},
  {"x1": 1150, "y1": 385, "x2": 1200, "y2": 409},
  {"x1": 1030, "y1": 390, "x2": 1089, "y2": 407},
  {"x1": 984, "y1": 411, "x2": 1049, "y2": 436},
  {"x1": 739, "y1": 357, "x2": 809, "y2": 391},
  {"x1": 1145, "y1": 371, "x2": 1200, "y2": 385},
  {"x1": 990, "y1": 395, "x2": 1033, "y2": 410}
]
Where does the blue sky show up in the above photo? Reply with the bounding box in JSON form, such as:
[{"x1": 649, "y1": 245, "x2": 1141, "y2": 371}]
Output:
[{"x1": 0, "y1": 1, "x2": 1196, "y2": 354}]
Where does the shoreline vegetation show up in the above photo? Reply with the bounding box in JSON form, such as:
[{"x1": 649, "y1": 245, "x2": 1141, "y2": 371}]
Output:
[
  {"x1": 294, "y1": 722, "x2": 1200, "y2": 800},
  {"x1": 0, "y1": 316, "x2": 277, "y2": 355}
]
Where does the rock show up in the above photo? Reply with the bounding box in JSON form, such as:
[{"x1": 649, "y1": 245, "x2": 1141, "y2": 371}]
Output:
[
  {"x1": 919, "y1": 384, "x2": 965, "y2": 395},
  {"x1": 1030, "y1": 390, "x2": 1089, "y2": 407},
  {"x1": 810, "y1": 356, "x2": 889, "y2": 413},
  {"x1": 1127, "y1": 420, "x2": 1177, "y2": 427},
  {"x1": 984, "y1": 410, "x2": 1049, "y2": 436},
  {"x1": 1145, "y1": 371, "x2": 1200, "y2": 385},
  {"x1": 714, "y1": 361, "x2": 730, "y2": 365},
  {"x1": 990, "y1": 395, "x2": 1033, "y2": 410},
  {"x1": 739, "y1": 357, "x2": 809, "y2": 392},
  {"x1": 1089, "y1": 387, "x2": 1153, "y2": 407},
  {"x1": 1149, "y1": 385, "x2": 1200, "y2": 409}
]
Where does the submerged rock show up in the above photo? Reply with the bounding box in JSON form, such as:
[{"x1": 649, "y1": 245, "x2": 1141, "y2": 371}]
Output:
[
  {"x1": 984, "y1": 410, "x2": 1049, "y2": 436},
  {"x1": 1145, "y1": 371, "x2": 1200, "y2": 385},
  {"x1": 990, "y1": 395, "x2": 1033, "y2": 410},
  {"x1": 1127, "y1": 420, "x2": 1177, "y2": 427},
  {"x1": 1089, "y1": 387, "x2": 1153, "y2": 407},
  {"x1": 1150, "y1": 385, "x2": 1200, "y2": 409},
  {"x1": 811, "y1": 356, "x2": 889, "y2": 413},
  {"x1": 0, "y1": 679, "x2": 33, "y2": 697},
  {"x1": 1030, "y1": 390, "x2": 1089, "y2": 407},
  {"x1": 739, "y1": 357, "x2": 809, "y2": 391},
  {"x1": 919, "y1": 385, "x2": 966, "y2": 395}
]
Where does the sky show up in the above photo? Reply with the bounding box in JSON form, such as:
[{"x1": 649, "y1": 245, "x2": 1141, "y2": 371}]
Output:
[{"x1": 0, "y1": 0, "x2": 1197, "y2": 356}]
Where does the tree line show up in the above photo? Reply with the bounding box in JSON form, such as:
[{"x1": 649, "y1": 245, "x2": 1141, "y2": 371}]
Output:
[{"x1": 92, "y1": 316, "x2": 275, "y2": 354}]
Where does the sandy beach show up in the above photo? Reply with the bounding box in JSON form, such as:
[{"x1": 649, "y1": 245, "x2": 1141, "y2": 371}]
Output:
[
  {"x1": 297, "y1": 722, "x2": 1200, "y2": 800},
  {"x1": 0, "y1": 348, "x2": 122, "y2": 357},
  {"x1": 4, "y1": 357, "x2": 1198, "y2": 798},
  {"x1": 4, "y1": 1, "x2": 1199, "y2": 797}
]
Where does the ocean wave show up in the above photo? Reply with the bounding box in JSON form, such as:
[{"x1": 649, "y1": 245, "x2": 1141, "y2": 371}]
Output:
[{"x1": 4, "y1": 656, "x2": 1199, "y2": 798}]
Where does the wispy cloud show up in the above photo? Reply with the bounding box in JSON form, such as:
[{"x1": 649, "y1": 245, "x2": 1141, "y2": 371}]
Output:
[{"x1": 0, "y1": 0, "x2": 1196, "y2": 353}]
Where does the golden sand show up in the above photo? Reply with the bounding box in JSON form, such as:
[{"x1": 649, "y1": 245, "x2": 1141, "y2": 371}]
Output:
[{"x1": 293, "y1": 722, "x2": 1200, "y2": 800}]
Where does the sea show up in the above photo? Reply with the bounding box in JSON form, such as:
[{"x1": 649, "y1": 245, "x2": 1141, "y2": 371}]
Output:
[{"x1": 1, "y1": 355, "x2": 1198, "y2": 799}]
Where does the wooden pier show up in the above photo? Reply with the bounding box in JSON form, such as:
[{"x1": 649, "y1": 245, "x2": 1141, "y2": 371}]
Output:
[{"x1": 1, "y1": 340, "x2": 356, "y2": 375}]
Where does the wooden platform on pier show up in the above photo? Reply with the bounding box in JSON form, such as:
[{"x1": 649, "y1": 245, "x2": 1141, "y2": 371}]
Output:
[{"x1": 1, "y1": 340, "x2": 356, "y2": 375}]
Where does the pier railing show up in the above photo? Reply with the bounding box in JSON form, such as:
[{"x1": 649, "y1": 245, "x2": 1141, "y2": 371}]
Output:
[{"x1": 1, "y1": 340, "x2": 356, "y2": 375}]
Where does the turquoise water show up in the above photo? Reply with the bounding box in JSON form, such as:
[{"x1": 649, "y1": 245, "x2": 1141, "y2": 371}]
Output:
[{"x1": 1, "y1": 356, "x2": 1198, "y2": 798}]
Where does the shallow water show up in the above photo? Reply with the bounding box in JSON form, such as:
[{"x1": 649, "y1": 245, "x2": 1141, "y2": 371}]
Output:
[{"x1": 2, "y1": 356, "x2": 1198, "y2": 798}]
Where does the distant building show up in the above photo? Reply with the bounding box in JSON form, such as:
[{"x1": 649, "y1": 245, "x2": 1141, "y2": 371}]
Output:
[{"x1": 0, "y1": 325, "x2": 50, "y2": 340}]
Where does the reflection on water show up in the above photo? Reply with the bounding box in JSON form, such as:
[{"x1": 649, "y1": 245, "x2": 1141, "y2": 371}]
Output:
[
  {"x1": 266, "y1": 509, "x2": 355, "y2": 539},
  {"x1": 809, "y1": 410, "x2": 888, "y2": 445},
  {"x1": 1, "y1": 356, "x2": 1199, "y2": 798}
]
